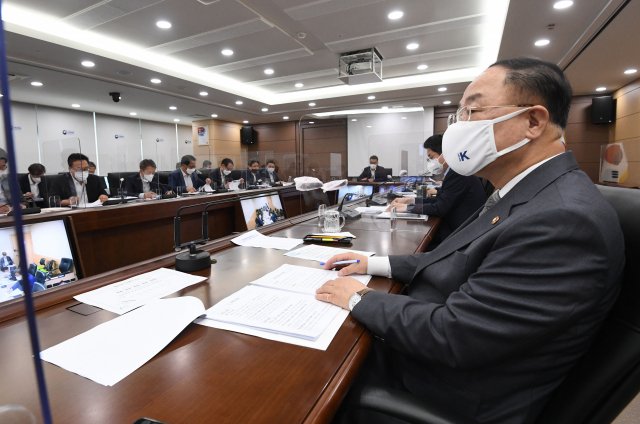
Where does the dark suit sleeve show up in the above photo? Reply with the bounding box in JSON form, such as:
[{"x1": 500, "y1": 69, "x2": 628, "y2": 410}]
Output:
[
  {"x1": 209, "y1": 170, "x2": 222, "y2": 188},
  {"x1": 47, "y1": 177, "x2": 67, "y2": 201},
  {"x1": 357, "y1": 167, "x2": 369, "y2": 182},
  {"x1": 411, "y1": 174, "x2": 469, "y2": 217},
  {"x1": 373, "y1": 167, "x2": 387, "y2": 182},
  {"x1": 168, "y1": 171, "x2": 186, "y2": 192},
  {"x1": 193, "y1": 175, "x2": 205, "y2": 189},
  {"x1": 18, "y1": 175, "x2": 29, "y2": 194},
  {"x1": 352, "y1": 208, "x2": 614, "y2": 369},
  {"x1": 125, "y1": 176, "x2": 141, "y2": 197}
]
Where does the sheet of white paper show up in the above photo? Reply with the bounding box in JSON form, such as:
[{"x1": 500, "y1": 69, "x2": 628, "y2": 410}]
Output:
[
  {"x1": 285, "y1": 245, "x2": 375, "y2": 263},
  {"x1": 74, "y1": 268, "x2": 208, "y2": 314},
  {"x1": 376, "y1": 212, "x2": 428, "y2": 220},
  {"x1": 249, "y1": 263, "x2": 371, "y2": 295},
  {"x1": 231, "y1": 230, "x2": 303, "y2": 251},
  {"x1": 311, "y1": 232, "x2": 357, "y2": 239},
  {"x1": 81, "y1": 199, "x2": 105, "y2": 208},
  {"x1": 228, "y1": 180, "x2": 241, "y2": 191},
  {"x1": 282, "y1": 182, "x2": 294, "y2": 186},
  {"x1": 355, "y1": 206, "x2": 387, "y2": 214},
  {"x1": 203, "y1": 285, "x2": 341, "y2": 340},
  {"x1": 41, "y1": 297, "x2": 205, "y2": 386},
  {"x1": 195, "y1": 308, "x2": 350, "y2": 351},
  {"x1": 203, "y1": 185, "x2": 214, "y2": 192}
]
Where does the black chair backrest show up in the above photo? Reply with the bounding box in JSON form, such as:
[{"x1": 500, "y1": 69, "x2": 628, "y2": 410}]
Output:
[
  {"x1": 230, "y1": 170, "x2": 242, "y2": 181},
  {"x1": 384, "y1": 168, "x2": 392, "y2": 176},
  {"x1": 35, "y1": 270, "x2": 46, "y2": 284},
  {"x1": 196, "y1": 169, "x2": 209, "y2": 182},
  {"x1": 534, "y1": 185, "x2": 640, "y2": 424},
  {"x1": 107, "y1": 172, "x2": 138, "y2": 194},
  {"x1": 28, "y1": 263, "x2": 37, "y2": 276},
  {"x1": 157, "y1": 171, "x2": 171, "y2": 186},
  {"x1": 32, "y1": 282, "x2": 46, "y2": 293},
  {"x1": 59, "y1": 258, "x2": 73, "y2": 273}
]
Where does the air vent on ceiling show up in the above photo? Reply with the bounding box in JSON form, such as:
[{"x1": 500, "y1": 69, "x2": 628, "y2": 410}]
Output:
[
  {"x1": 197, "y1": 0, "x2": 220, "y2": 4},
  {"x1": 117, "y1": 70, "x2": 133, "y2": 76},
  {"x1": 7, "y1": 73, "x2": 29, "y2": 81},
  {"x1": 188, "y1": 114, "x2": 210, "y2": 119}
]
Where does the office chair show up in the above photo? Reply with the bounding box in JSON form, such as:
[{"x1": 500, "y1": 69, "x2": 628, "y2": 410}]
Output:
[
  {"x1": 57, "y1": 258, "x2": 73, "y2": 276},
  {"x1": 343, "y1": 184, "x2": 640, "y2": 424},
  {"x1": 28, "y1": 263, "x2": 37, "y2": 277},
  {"x1": 35, "y1": 270, "x2": 47, "y2": 286},
  {"x1": 32, "y1": 282, "x2": 46, "y2": 292}
]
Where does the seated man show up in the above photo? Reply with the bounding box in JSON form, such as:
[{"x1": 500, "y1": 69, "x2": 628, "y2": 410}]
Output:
[
  {"x1": 388, "y1": 134, "x2": 486, "y2": 243},
  {"x1": 242, "y1": 159, "x2": 264, "y2": 186},
  {"x1": 88, "y1": 161, "x2": 97, "y2": 175},
  {"x1": 48, "y1": 153, "x2": 109, "y2": 207},
  {"x1": 202, "y1": 160, "x2": 212, "y2": 169},
  {"x1": 168, "y1": 155, "x2": 211, "y2": 193},
  {"x1": 0, "y1": 252, "x2": 13, "y2": 272},
  {"x1": 18, "y1": 163, "x2": 47, "y2": 207},
  {"x1": 357, "y1": 155, "x2": 387, "y2": 182},
  {"x1": 209, "y1": 158, "x2": 243, "y2": 189},
  {"x1": 0, "y1": 157, "x2": 28, "y2": 213},
  {"x1": 262, "y1": 160, "x2": 283, "y2": 186},
  {"x1": 126, "y1": 159, "x2": 172, "y2": 198},
  {"x1": 316, "y1": 57, "x2": 625, "y2": 424}
]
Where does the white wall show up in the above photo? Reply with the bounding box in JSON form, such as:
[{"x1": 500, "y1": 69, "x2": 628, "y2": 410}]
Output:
[
  {"x1": 0, "y1": 103, "x2": 40, "y2": 172},
  {"x1": 142, "y1": 121, "x2": 178, "y2": 171},
  {"x1": 29, "y1": 220, "x2": 73, "y2": 260},
  {"x1": 347, "y1": 107, "x2": 434, "y2": 176},
  {"x1": 95, "y1": 113, "x2": 142, "y2": 174}
]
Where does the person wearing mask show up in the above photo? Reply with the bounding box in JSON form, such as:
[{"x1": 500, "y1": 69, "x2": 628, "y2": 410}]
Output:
[
  {"x1": 262, "y1": 160, "x2": 283, "y2": 186},
  {"x1": 18, "y1": 163, "x2": 48, "y2": 207},
  {"x1": 125, "y1": 159, "x2": 172, "y2": 198},
  {"x1": 202, "y1": 160, "x2": 212, "y2": 169},
  {"x1": 209, "y1": 158, "x2": 243, "y2": 189},
  {"x1": 48, "y1": 153, "x2": 109, "y2": 207},
  {"x1": 387, "y1": 134, "x2": 486, "y2": 244},
  {"x1": 0, "y1": 252, "x2": 13, "y2": 272},
  {"x1": 168, "y1": 155, "x2": 211, "y2": 193},
  {"x1": 316, "y1": 57, "x2": 624, "y2": 424},
  {"x1": 0, "y1": 157, "x2": 27, "y2": 213},
  {"x1": 88, "y1": 162, "x2": 97, "y2": 175},
  {"x1": 242, "y1": 159, "x2": 264, "y2": 186},
  {"x1": 357, "y1": 155, "x2": 387, "y2": 182}
]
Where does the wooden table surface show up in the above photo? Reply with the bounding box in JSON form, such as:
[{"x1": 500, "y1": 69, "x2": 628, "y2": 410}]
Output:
[{"x1": 0, "y1": 197, "x2": 439, "y2": 424}]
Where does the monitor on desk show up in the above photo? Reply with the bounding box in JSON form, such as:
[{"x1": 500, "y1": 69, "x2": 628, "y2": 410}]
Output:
[
  {"x1": 241, "y1": 195, "x2": 286, "y2": 230},
  {"x1": 0, "y1": 218, "x2": 80, "y2": 304},
  {"x1": 338, "y1": 185, "x2": 373, "y2": 200}
]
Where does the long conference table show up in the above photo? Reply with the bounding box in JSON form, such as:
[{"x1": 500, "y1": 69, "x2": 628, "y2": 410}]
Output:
[{"x1": 0, "y1": 182, "x2": 440, "y2": 424}]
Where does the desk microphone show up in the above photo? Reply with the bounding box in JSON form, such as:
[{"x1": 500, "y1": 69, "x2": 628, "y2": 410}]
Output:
[
  {"x1": 337, "y1": 194, "x2": 361, "y2": 220},
  {"x1": 119, "y1": 178, "x2": 124, "y2": 199},
  {"x1": 7, "y1": 195, "x2": 41, "y2": 216},
  {"x1": 366, "y1": 184, "x2": 387, "y2": 207},
  {"x1": 155, "y1": 182, "x2": 178, "y2": 199}
]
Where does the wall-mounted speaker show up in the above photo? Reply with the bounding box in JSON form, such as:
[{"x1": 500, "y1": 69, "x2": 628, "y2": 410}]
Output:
[
  {"x1": 241, "y1": 126, "x2": 256, "y2": 145},
  {"x1": 591, "y1": 96, "x2": 615, "y2": 125}
]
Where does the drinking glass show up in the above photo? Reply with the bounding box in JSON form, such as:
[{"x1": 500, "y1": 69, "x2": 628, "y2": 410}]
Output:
[
  {"x1": 154, "y1": 188, "x2": 163, "y2": 200},
  {"x1": 288, "y1": 176, "x2": 293, "y2": 183},
  {"x1": 176, "y1": 186, "x2": 183, "y2": 198},
  {"x1": 69, "y1": 197, "x2": 79, "y2": 209},
  {"x1": 48, "y1": 196, "x2": 61, "y2": 208},
  {"x1": 390, "y1": 206, "x2": 397, "y2": 232},
  {"x1": 211, "y1": 181, "x2": 217, "y2": 191},
  {"x1": 323, "y1": 210, "x2": 345, "y2": 233},
  {"x1": 318, "y1": 204, "x2": 327, "y2": 227}
]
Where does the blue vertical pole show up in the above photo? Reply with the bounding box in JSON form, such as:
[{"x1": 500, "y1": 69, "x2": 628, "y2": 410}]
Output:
[{"x1": 0, "y1": 3, "x2": 53, "y2": 423}]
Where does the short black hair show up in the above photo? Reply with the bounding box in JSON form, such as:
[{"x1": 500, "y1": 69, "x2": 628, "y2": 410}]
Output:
[
  {"x1": 203, "y1": 160, "x2": 212, "y2": 167},
  {"x1": 180, "y1": 155, "x2": 196, "y2": 167},
  {"x1": 248, "y1": 159, "x2": 259, "y2": 166},
  {"x1": 221, "y1": 158, "x2": 233, "y2": 167},
  {"x1": 266, "y1": 160, "x2": 276, "y2": 166},
  {"x1": 423, "y1": 134, "x2": 443, "y2": 154},
  {"x1": 0, "y1": 157, "x2": 7, "y2": 164},
  {"x1": 67, "y1": 153, "x2": 89, "y2": 167},
  {"x1": 139, "y1": 159, "x2": 157, "y2": 170},
  {"x1": 28, "y1": 163, "x2": 46, "y2": 175},
  {"x1": 489, "y1": 56, "x2": 573, "y2": 129},
  {"x1": 369, "y1": 155, "x2": 378, "y2": 162},
  {"x1": 88, "y1": 161, "x2": 96, "y2": 168}
]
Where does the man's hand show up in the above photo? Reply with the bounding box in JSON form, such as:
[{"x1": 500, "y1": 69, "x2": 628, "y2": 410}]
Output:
[
  {"x1": 186, "y1": 187, "x2": 197, "y2": 193},
  {"x1": 428, "y1": 188, "x2": 437, "y2": 196},
  {"x1": 239, "y1": 178, "x2": 245, "y2": 184},
  {"x1": 391, "y1": 198, "x2": 414, "y2": 205},
  {"x1": 166, "y1": 190, "x2": 173, "y2": 195},
  {"x1": 275, "y1": 181, "x2": 283, "y2": 185},
  {"x1": 206, "y1": 178, "x2": 212, "y2": 184},
  {"x1": 386, "y1": 203, "x2": 408, "y2": 212},
  {"x1": 225, "y1": 182, "x2": 230, "y2": 188},
  {"x1": 315, "y1": 277, "x2": 367, "y2": 310},
  {"x1": 323, "y1": 252, "x2": 368, "y2": 276},
  {"x1": 144, "y1": 192, "x2": 155, "y2": 199},
  {"x1": 367, "y1": 178, "x2": 374, "y2": 182},
  {"x1": 0, "y1": 205, "x2": 10, "y2": 214},
  {"x1": 61, "y1": 197, "x2": 75, "y2": 207},
  {"x1": 25, "y1": 192, "x2": 36, "y2": 199},
  {"x1": 99, "y1": 195, "x2": 108, "y2": 203},
  {"x1": 20, "y1": 204, "x2": 26, "y2": 209}
]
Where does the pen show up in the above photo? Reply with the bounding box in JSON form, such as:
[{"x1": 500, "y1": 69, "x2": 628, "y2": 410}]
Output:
[{"x1": 320, "y1": 260, "x2": 360, "y2": 266}]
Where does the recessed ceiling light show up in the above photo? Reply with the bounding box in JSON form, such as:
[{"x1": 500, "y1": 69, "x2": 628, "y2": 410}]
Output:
[
  {"x1": 309, "y1": 121, "x2": 314, "y2": 124},
  {"x1": 81, "y1": 61, "x2": 94, "y2": 67},
  {"x1": 243, "y1": 120, "x2": 249, "y2": 124},
  {"x1": 401, "y1": 117, "x2": 407, "y2": 120},
  {"x1": 388, "y1": 11, "x2": 403, "y2": 20},
  {"x1": 174, "y1": 119, "x2": 180, "y2": 122},
  {"x1": 283, "y1": 116, "x2": 289, "y2": 120},
  {"x1": 553, "y1": 1, "x2": 573, "y2": 9},
  {"x1": 382, "y1": 106, "x2": 388, "y2": 110},
  {"x1": 367, "y1": 125, "x2": 372, "y2": 128},
  {"x1": 221, "y1": 49, "x2": 233, "y2": 56},
  {"x1": 211, "y1": 114, "x2": 218, "y2": 118},
  {"x1": 71, "y1": 104, "x2": 80, "y2": 108},
  {"x1": 368, "y1": 95, "x2": 376, "y2": 100},
  {"x1": 156, "y1": 21, "x2": 171, "y2": 29},
  {"x1": 262, "y1": 108, "x2": 268, "y2": 112},
  {"x1": 596, "y1": 87, "x2": 606, "y2": 92},
  {"x1": 236, "y1": 100, "x2": 243, "y2": 105},
  {"x1": 309, "y1": 102, "x2": 316, "y2": 106},
  {"x1": 443, "y1": 101, "x2": 451, "y2": 105},
  {"x1": 30, "y1": 82, "x2": 43, "y2": 86},
  {"x1": 624, "y1": 69, "x2": 638, "y2": 74},
  {"x1": 295, "y1": 83, "x2": 304, "y2": 88},
  {"x1": 535, "y1": 39, "x2": 550, "y2": 46},
  {"x1": 438, "y1": 87, "x2": 447, "y2": 92},
  {"x1": 199, "y1": 91, "x2": 208, "y2": 96},
  {"x1": 406, "y1": 43, "x2": 419, "y2": 50},
  {"x1": 169, "y1": 106, "x2": 177, "y2": 110},
  {"x1": 150, "y1": 78, "x2": 161, "y2": 84},
  {"x1": 351, "y1": 119, "x2": 357, "y2": 121},
  {"x1": 417, "y1": 64, "x2": 428, "y2": 70},
  {"x1": 130, "y1": 112, "x2": 137, "y2": 116},
  {"x1": 264, "y1": 68, "x2": 274, "y2": 75}
]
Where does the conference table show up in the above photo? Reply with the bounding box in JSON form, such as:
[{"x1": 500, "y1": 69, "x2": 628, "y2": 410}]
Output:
[{"x1": 0, "y1": 184, "x2": 439, "y2": 424}]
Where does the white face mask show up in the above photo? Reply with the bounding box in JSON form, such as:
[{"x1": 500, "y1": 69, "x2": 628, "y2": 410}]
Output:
[
  {"x1": 267, "y1": 167, "x2": 275, "y2": 173},
  {"x1": 442, "y1": 108, "x2": 532, "y2": 176},
  {"x1": 223, "y1": 169, "x2": 231, "y2": 176},
  {"x1": 370, "y1": 164, "x2": 377, "y2": 170},
  {"x1": 31, "y1": 176, "x2": 41, "y2": 184},
  {"x1": 186, "y1": 168, "x2": 195, "y2": 175},
  {"x1": 142, "y1": 173, "x2": 154, "y2": 182},
  {"x1": 426, "y1": 156, "x2": 444, "y2": 175},
  {"x1": 73, "y1": 171, "x2": 89, "y2": 181}
]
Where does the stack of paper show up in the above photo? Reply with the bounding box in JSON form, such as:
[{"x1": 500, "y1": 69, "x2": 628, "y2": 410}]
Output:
[
  {"x1": 74, "y1": 268, "x2": 208, "y2": 314},
  {"x1": 231, "y1": 230, "x2": 303, "y2": 251},
  {"x1": 285, "y1": 244, "x2": 375, "y2": 263},
  {"x1": 355, "y1": 206, "x2": 388, "y2": 214},
  {"x1": 376, "y1": 212, "x2": 428, "y2": 220}
]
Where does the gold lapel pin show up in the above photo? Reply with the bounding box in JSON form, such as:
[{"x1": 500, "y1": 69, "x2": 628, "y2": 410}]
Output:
[{"x1": 491, "y1": 216, "x2": 500, "y2": 225}]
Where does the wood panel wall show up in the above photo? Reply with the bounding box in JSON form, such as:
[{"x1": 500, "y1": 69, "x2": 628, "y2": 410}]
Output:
[
  {"x1": 608, "y1": 77, "x2": 640, "y2": 188},
  {"x1": 191, "y1": 120, "x2": 243, "y2": 168},
  {"x1": 434, "y1": 106, "x2": 458, "y2": 135},
  {"x1": 247, "y1": 121, "x2": 298, "y2": 181},
  {"x1": 299, "y1": 119, "x2": 348, "y2": 181}
]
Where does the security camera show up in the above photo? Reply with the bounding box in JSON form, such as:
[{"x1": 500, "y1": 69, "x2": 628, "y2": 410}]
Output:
[{"x1": 109, "y1": 92, "x2": 121, "y2": 102}]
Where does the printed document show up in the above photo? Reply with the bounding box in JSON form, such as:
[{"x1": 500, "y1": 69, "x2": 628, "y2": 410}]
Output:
[
  {"x1": 41, "y1": 297, "x2": 205, "y2": 386},
  {"x1": 376, "y1": 212, "x2": 428, "y2": 220},
  {"x1": 74, "y1": 268, "x2": 208, "y2": 314},
  {"x1": 231, "y1": 230, "x2": 303, "y2": 251},
  {"x1": 285, "y1": 245, "x2": 375, "y2": 263},
  {"x1": 355, "y1": 206, "x2": 387, "y2": 214}
]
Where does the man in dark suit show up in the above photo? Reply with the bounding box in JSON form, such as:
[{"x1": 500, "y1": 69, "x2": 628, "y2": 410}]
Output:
[
  {"x1": 242, "y1": 159, "x2": 264, "y2": 186},
  {"x1": 168, "y1": 155, "x2": 211, "y2": 193},
  {"x1": 125, "y1": 159, "x2": 172, "y2": 198},
  {"x1": 18, "y1": 163, "x2": 48, "y2": 207},
  {"x1": 317, "y1": 57, "x2": 625, "y2": 424},
  {"x1": 49, "y1": 153, "x2": 108, "y2": 207},
  {"x1": 209, "y1": 158, "x2": 243, "y2": 190},
  {"x1": 262, "y1": 160, "x2": 283, "y2": 186},
  {"x1": 0, "y1": 252, "x2": 13, "y2": 272},
  {"x1": 388, "y1": 134, "x2": 486, "y2": 243},
  {"x1": 357, "y1": 155, "x2": 387, "y2": 182}
]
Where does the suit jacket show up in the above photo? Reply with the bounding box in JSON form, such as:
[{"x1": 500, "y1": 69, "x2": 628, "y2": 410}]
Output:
[
  {"x1": 261, "y1": 169, "x2": 282, "y2": 186},
  {"x1": 209, "y1": 168, "x2": 232, "y2": 189},
  {"x1": 168, "y1": 169, "x2": 206, "y2": 191},
  {"x1": 352, "y1": 152, "x2": 625, "y2": 424},
  {"x1": 18, "y1": 174, "x2": 48, "y2": 206},
  {"x1": 242, "y1": 169, "x2": 264, "y2": 186},
  {"x1": 409, "y1": 169, "x2": 486, "y2": 241},
  {"x1": 48, "y1": 173, "x2": 107, "y2": 203},
  {"x1": 358, "y1": 166, "x2": 387, "y2": 182},
  {"x1": 125, "y1": 173, "x2": 163, "y2": 197},
  {"x1": 0, "y1": 256, "x2": 13, "y2": 268}
]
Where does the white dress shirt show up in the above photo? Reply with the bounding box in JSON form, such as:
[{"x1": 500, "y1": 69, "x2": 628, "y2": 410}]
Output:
[
  {"x1": 138, "y1": 174, "x2": 151, "y2": 199},
  {"x1": 367, "y1": 153, "x2": 563, "y2": 279},
  {"x1": 182, "y1": 170, "x2": 194, "y2": 188},
  {"x1": 29, "y1": 175, "x2": 40, "y2": 198},
  {"x1": 72, "y1": 178, "x2": 89, "y2": 205}
]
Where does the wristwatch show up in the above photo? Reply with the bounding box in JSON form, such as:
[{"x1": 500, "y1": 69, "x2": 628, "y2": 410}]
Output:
[{"x1": 348, "y1": 288, "x2": 374, "y2": 311}]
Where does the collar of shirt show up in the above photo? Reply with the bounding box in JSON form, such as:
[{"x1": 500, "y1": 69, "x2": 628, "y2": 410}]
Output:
[
  {"x1": 181, "y1": 170, "x2": 189, "y2": 178},
  {"x1": 498, "y1": 153, "x2": 562, "y2": 198}
]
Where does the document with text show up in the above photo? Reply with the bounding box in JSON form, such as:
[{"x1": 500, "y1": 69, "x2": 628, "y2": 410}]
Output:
[
  {"x1": 74, "y1": 268, "x2": 208, "y2": 314},
  {"x1": 231, "y1": 230, "x2": 303, "y2": 251},
  {"x1": 285, "y1": 244, "x2": 375, "y2": 263}
]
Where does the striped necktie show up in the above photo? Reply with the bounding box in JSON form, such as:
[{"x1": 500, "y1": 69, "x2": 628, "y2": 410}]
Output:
[{"x1": 479, "y1": 190, "x2": 501, "y2": 216}]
